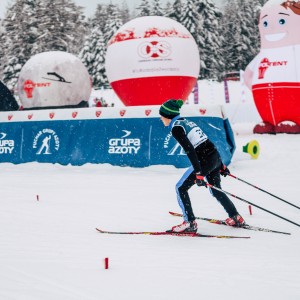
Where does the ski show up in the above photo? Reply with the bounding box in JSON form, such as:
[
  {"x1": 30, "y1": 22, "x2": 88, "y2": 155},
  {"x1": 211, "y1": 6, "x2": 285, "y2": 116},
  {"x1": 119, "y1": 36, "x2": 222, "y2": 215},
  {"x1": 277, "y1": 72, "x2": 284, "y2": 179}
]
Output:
[
  {"x1": 95, "y1": 228, "x2": 250, "y2": 239},
  {"x1": 169, "y1": 212, "x2": 291, "y2": 235}
]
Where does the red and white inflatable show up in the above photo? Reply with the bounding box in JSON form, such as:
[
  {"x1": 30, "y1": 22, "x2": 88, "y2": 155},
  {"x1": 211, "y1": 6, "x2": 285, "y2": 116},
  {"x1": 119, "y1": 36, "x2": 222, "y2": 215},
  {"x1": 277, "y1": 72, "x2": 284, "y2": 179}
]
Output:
[
  {"x1": 244, "y1": 0, "x2": 300, "y2": 133},
  {"x1": 18, "y1": 51, "x2": 91, "y2": 109},
  {"x1": 105, "y1": 16, "x2": 200, "y2": 106}
]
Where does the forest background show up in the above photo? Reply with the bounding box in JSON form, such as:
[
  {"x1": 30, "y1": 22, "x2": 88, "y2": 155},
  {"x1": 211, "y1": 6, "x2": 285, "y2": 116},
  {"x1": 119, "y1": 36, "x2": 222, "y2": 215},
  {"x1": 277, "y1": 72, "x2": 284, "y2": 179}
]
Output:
[{"x1": 0, "y1": 0, "x2": 268, "y2": 91}]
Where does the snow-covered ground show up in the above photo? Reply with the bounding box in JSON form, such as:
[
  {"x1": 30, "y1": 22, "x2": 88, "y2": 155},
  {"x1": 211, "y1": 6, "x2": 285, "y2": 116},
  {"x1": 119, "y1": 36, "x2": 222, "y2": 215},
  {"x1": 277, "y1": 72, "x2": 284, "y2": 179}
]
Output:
[{"x1": 0, "y1": 122, "x2": 299, "y2": 300}]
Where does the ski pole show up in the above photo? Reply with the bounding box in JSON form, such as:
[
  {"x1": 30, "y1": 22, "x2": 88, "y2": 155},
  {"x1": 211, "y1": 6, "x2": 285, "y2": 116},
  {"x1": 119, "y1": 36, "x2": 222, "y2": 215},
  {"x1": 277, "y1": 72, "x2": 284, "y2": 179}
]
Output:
[
  {"x1": 229, "y1": 174, "x2": 300, "y2": 210},
  {"x1": 205, "y1": 182, "x2": 300, "y2": 228}
]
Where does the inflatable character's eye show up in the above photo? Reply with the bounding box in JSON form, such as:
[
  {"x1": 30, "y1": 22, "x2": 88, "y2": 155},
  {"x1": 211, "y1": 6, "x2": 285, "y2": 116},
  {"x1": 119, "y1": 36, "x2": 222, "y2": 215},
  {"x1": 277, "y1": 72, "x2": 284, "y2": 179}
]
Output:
[
  {"x1": 263, "y1": 20, "x2": 268, "y2": 27},
  {"x1": 278, "y1": 18, "x2": 286, "y2": 25}
]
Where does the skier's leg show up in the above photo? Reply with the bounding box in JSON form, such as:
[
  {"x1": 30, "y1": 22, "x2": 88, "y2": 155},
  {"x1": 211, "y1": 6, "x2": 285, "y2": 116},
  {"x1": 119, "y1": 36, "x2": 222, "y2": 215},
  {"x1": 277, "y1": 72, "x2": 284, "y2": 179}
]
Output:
[
  {"x1": 175, "y1": 166, "x2": 197, "y2": 222},
  {"x1": 206, "y1": 168, "x2": 239, "y2": 217}
]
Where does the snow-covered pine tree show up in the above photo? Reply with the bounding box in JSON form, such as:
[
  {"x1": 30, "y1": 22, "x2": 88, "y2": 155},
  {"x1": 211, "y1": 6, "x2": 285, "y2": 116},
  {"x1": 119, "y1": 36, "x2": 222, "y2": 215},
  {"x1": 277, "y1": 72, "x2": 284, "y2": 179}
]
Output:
[
  {"x1": 36, "y1": 0, "x2": 87, "y2": 54},
  {"x1": 1, "y1": 0, "x2": 40, "y2": 89},
  {"x1": 135, "y1": 0, "x2": 151, "y2": 17},
  {"x1": 103, "y1": 4, "x2": 123, "y2": 45},
  {"x1": 240, "y1": 0, "x2": 261, "y2": 63},
  {"x1": 120, "y1": 1, "x2": 130, "y2": 24},
  {"x1": 164, "y1": 0, "x2": 183, "y2": 22},
  {"x1": 220, "y1": 0, "x2": 239, "y2": 73},
  {"x1": 151, "y1": 0, "x2": 164, "y2": 16},
  {"x1": 93, "y1": 30, "x2": 109, "y2": 89},
  {"x1": 194, "y1": 0, "x2": 224, "y2": 80},
  {"x1": 180, "y1": 0, "x2": 203, "y2": 78},
  {"x1": 78, "y1": 40, "x2": 93, "y2": 73},
  {"x1": 0, "y1": 20, "x2": 4, "y2": 78},
  {"x1": 257, "y1": 0, "x2": 268, "y2": 6},
  {"x1": 221, "y1": 0, "x2": 261, "y2": 74},
  {"x1": 164, "y1": 1, "x2": 173, "y2": 16},
  {"x1": 79, "y1": 27, "x2": 108, "y2": 88},
  {"x1": 90, "y1": 4, "x2": 108, "y2": 32}
]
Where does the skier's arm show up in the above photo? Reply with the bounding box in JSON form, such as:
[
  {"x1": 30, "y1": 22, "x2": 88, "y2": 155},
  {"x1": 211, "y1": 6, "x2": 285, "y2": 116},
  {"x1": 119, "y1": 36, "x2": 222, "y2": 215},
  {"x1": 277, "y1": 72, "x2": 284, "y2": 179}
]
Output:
[{"x1": 172, "y1": 125, "x2": 202, "y2": 174}]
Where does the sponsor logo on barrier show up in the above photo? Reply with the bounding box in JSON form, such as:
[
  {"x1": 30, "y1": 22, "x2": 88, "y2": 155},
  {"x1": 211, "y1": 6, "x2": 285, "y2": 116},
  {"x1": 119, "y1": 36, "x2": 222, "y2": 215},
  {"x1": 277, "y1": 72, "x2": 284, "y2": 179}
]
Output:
[
  {"x1": 120, "y1": 110, "x2": 126, "y2": 117},
  {"x1": 28, "y1": 114, "x2": 33, "y2": 120},
  {"x1": 108, "y1": 130, "x2": 141, "y2": 154},
  {"x1": 145, "y1": 110, "x2": 152, "y2": 116},
  {"x1": 95, "y1": 110, "x2": 102, "y2": 118},
  {"x1": 33, "y1": 128, "x2": 60, "y2": 155},
  {"x1": 72, "y1": 111, "x2": 78, "y2": 118},
  {"x1": 8, "y1": 115, "x2": 13, "y2": 121},
  {"x1": 163, "y1": 132, "x2": 185, "y2": 156},
  {"x1": 0, "y1": 132, "x2": 14, "y2": 154},
  {"x1": 49, "y1": 112, "x2": 55, "y2": 119},
  {"x1": 199, "y1": 108, "x2": 206, "y2": 115}
]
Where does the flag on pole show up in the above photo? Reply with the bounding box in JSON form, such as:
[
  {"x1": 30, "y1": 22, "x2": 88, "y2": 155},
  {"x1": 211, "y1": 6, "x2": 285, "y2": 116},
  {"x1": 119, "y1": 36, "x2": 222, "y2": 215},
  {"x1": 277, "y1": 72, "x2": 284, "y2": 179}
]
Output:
[
  {"x1": 224, "y1": 79, "x2": 230, "y2": 103},
  {"x1": 193, "y1": 81, "x2": 199, "y2": 104}
]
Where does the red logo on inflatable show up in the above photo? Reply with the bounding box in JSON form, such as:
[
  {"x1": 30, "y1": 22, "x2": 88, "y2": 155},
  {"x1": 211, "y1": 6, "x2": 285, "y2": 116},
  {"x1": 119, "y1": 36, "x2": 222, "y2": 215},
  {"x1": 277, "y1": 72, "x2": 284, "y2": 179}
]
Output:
[
  {"x1": 108, "y1": 27, "x2": 190, "y2": 46},
  {"x1": 138, "y1": 41, "x2": 171, "y2": 59},
  {"x1": 258, "y1": 58, "x2": 288, "y2": 79},
  {"x1": 23, "y1": 80, "x2": 51, "y2": 98},
  {"x1": 23, "y1": 80, "x2": 35, "y2": 98}
]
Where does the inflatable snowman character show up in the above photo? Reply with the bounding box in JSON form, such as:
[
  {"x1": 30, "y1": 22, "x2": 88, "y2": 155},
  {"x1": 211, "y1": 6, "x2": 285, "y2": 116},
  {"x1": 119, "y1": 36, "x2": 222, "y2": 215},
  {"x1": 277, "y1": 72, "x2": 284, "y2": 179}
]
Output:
[{"x1": 244, "y1": 0, "x2": 300, "y2": 133}]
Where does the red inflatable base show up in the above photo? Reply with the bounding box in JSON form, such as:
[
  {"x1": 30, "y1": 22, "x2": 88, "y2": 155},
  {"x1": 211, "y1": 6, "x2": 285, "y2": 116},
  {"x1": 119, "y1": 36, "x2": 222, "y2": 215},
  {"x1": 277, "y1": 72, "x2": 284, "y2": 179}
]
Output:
[
  {"x1": 253, "y1": 122, "x2": 276, "y2": 134},
  {"x1": 110, "y1": 76, "x2": 197, "y2": 106},
  {"x1": 252, "y1": 82, "x2": 300, "y2": 126},
  {"x1": 276, "y1": 122, "x2": 300, "y2": 134},
  {"x1": 253, "y1": 121, "x2": 300, "y2": 134}
]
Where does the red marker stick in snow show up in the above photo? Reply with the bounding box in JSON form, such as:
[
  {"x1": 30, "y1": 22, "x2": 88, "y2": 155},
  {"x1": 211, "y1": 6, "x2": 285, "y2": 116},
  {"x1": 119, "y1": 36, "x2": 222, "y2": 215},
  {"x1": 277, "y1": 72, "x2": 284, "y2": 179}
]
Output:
[{"x1": 104, "y1": 257, "x2": 109, "y2": 269}]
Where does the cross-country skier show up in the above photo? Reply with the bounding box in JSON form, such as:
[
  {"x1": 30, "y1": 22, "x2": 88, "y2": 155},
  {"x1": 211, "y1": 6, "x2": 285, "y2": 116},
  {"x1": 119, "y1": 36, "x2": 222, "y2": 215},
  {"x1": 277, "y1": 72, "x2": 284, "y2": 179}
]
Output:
[{"x1": 159, "y1": 99, "x2": 245, "y2": 233}]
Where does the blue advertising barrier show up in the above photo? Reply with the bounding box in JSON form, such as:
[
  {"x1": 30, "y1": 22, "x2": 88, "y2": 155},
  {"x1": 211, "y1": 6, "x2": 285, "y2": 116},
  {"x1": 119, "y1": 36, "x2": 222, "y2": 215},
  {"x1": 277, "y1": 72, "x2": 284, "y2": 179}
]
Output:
[{"x1": 0, "y1": 105, "x2": 235, "y2": 167}]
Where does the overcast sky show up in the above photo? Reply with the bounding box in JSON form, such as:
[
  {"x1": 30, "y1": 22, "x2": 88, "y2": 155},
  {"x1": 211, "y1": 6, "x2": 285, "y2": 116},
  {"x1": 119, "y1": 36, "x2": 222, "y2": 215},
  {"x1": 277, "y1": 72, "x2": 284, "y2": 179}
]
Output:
[
  {"x1": 0, "y1": 0, "x2": 224, "y2": 19},
  {"x1": 0, "y1": 0, "x2": 159, "y2": 18}
]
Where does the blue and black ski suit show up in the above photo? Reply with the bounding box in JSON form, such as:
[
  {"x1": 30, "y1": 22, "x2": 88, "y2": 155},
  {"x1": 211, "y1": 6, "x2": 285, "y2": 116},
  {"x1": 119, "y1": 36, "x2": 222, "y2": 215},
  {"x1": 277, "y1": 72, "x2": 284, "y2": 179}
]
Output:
[{"x1": 169, "y1": 115, "x2": 239, "y2": 222}]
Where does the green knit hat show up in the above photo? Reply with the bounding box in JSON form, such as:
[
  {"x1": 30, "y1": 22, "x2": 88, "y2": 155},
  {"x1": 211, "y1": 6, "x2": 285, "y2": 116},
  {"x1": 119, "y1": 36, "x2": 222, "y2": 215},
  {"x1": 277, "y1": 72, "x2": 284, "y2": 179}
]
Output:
[{"x1": 159, "y1": 99, "x2": 184, "y2": 119}]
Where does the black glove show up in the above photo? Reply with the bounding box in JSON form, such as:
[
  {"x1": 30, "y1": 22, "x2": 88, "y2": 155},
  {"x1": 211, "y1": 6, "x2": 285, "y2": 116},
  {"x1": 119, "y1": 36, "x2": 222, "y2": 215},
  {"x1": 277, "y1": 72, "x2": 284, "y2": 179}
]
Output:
[
  {"x1": 195, "y1": 173, "x2": 207, "y2": 187},
  {"x1": 220, "y1": 165, "x2": 230, "y2": 177}
]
